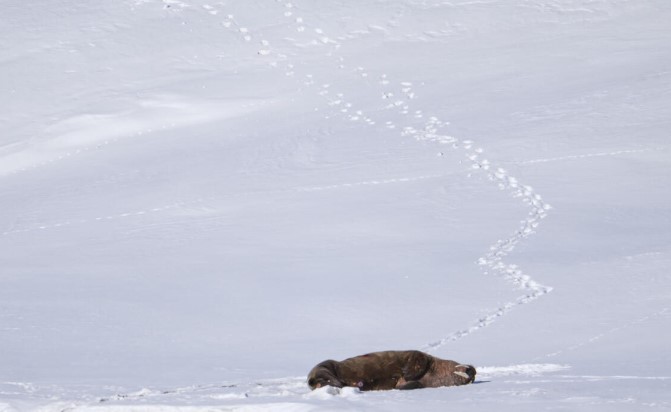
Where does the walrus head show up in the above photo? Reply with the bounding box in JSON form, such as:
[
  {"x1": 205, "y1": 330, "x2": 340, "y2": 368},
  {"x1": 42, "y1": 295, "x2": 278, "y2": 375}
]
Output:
[
  {"x1": 307, "y1": 360, "x2": 344, "y2": 389},
  {"x1": 453, "y1": 364, "x2": 477, "y2": 384}
]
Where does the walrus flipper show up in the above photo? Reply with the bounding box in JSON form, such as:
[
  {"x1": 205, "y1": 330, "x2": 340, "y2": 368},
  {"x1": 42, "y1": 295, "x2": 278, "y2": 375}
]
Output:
[
  {"x1": 401, "y1": 350, "x2": 432, "y2": 381},
  {"x1": 398, "y1": 381, "x2": 425, "y2": 390},
  {"x1": 307, "y1": 360, "x2": 345, "y2": 389}
]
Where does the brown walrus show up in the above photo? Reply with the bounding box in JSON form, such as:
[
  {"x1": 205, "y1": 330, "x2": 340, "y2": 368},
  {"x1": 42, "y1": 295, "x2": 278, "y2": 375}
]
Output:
[{"x1": 307, "y1": 350, "x2": 476, "y2": 391}]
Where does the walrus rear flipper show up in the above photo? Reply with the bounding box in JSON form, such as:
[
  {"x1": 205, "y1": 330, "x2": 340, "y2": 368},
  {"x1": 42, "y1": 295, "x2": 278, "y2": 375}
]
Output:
[
  {"x1": 398, "y1": 381, "x2": 425, "y2": 390},
  {"x1": 307, "y1": 360, "x2": 345, "y2": 389}
]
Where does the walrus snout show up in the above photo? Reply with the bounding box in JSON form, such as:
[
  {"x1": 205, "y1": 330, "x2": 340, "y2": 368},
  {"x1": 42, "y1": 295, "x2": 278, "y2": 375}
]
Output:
[{"x1": 453, "y1": 364, "x2": 476, "y2": 384}]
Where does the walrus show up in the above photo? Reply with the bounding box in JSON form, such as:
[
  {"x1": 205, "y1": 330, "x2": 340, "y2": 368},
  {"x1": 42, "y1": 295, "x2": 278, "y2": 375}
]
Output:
[{"x1": 307, "y1": 350, "x2": 476, "y2": 391}]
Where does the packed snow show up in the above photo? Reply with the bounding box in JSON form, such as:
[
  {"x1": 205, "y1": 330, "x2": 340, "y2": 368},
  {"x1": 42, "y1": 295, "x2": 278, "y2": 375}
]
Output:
[{"x1": 1, "y1": 0, "x2": 670, "y2": 410}]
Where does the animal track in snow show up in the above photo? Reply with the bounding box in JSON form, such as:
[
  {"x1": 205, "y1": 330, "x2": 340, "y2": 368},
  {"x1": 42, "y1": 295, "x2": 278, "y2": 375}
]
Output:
[
  {"x1": 395, "y1": 115, "x2": 553, "y2": 351},
  {"x1": 218, "y1": 14, "x2": 255, "y2": 43},
  {"x1": 517, "y1": 148, "x2": 653, "y2": 165},
  {"x1": 409, "y1": 119, "x2": 553, "y2": 351},
  {"x1": 294, "y1": 174, "x2": 445, "y2": 192},
  {"x1": 0, "y1": 174, "x2": 445, "y2": 238},
  {"x1": 536, "y1": 307, "x2": 670, "y2": 361},
  {"x1": 0, "y1": 200, "x2": 201, "y2": 237}
]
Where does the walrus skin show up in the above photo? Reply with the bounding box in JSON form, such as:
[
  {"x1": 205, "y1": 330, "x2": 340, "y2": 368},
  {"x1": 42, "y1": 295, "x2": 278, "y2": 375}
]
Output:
[{"x1": 307, "y1": 350, "x2": 476, "y2": 391}]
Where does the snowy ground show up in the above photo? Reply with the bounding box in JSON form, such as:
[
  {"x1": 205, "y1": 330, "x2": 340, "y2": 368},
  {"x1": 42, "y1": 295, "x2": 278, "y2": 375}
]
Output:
[{"x1": 1, "y1": 0, "x2": 670, "y2": 410}]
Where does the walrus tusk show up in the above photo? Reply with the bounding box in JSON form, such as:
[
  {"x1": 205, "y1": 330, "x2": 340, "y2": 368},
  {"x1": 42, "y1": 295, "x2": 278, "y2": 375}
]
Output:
[{"x1": 453, "y1": 371, "x2": 470, "y2": 379}]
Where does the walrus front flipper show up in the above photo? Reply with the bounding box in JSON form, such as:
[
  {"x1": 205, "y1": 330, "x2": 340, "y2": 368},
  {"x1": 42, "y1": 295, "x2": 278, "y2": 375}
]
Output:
[
  {"x1": 401, "y1": 351, "x2": 432, "y2": 381},
  {"x1": 398, "y1": 381, "x2": 425, "y2": 390}
]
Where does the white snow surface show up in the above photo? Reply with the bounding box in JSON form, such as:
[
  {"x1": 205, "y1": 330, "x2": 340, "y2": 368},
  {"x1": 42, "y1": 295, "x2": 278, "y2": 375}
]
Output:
[{"x1": 1, "y1": 0, "x2": 670, "y2": 410}]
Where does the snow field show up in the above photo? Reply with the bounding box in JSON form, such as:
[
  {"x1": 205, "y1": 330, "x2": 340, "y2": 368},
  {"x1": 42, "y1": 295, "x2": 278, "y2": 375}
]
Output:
[{"x1": 1, "y1": 0, "x2": 671, "y2": 410}]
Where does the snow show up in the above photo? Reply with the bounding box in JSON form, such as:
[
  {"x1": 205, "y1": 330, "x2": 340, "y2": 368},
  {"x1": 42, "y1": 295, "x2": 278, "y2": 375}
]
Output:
[{"x1": 1, "y1": 0, "x2": 670, "y2": 410}]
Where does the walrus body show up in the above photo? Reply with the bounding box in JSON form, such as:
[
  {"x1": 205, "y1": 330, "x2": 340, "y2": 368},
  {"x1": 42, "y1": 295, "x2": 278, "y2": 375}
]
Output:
[{"x1": 307, "y1": 350, "x2": 476, "y2": 391}]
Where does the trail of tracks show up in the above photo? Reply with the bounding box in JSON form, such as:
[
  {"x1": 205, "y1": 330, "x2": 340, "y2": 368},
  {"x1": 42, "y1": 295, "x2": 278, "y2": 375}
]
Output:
[
  {"x1": 0, "y1": 173, "x2": 448, "y2": 237},
  {"x1": 224, "y1": 0, "x2": 555, "y2": 351},
  {"x1": 5, "y1": 0, "x2": 554, "y2": 351}
]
